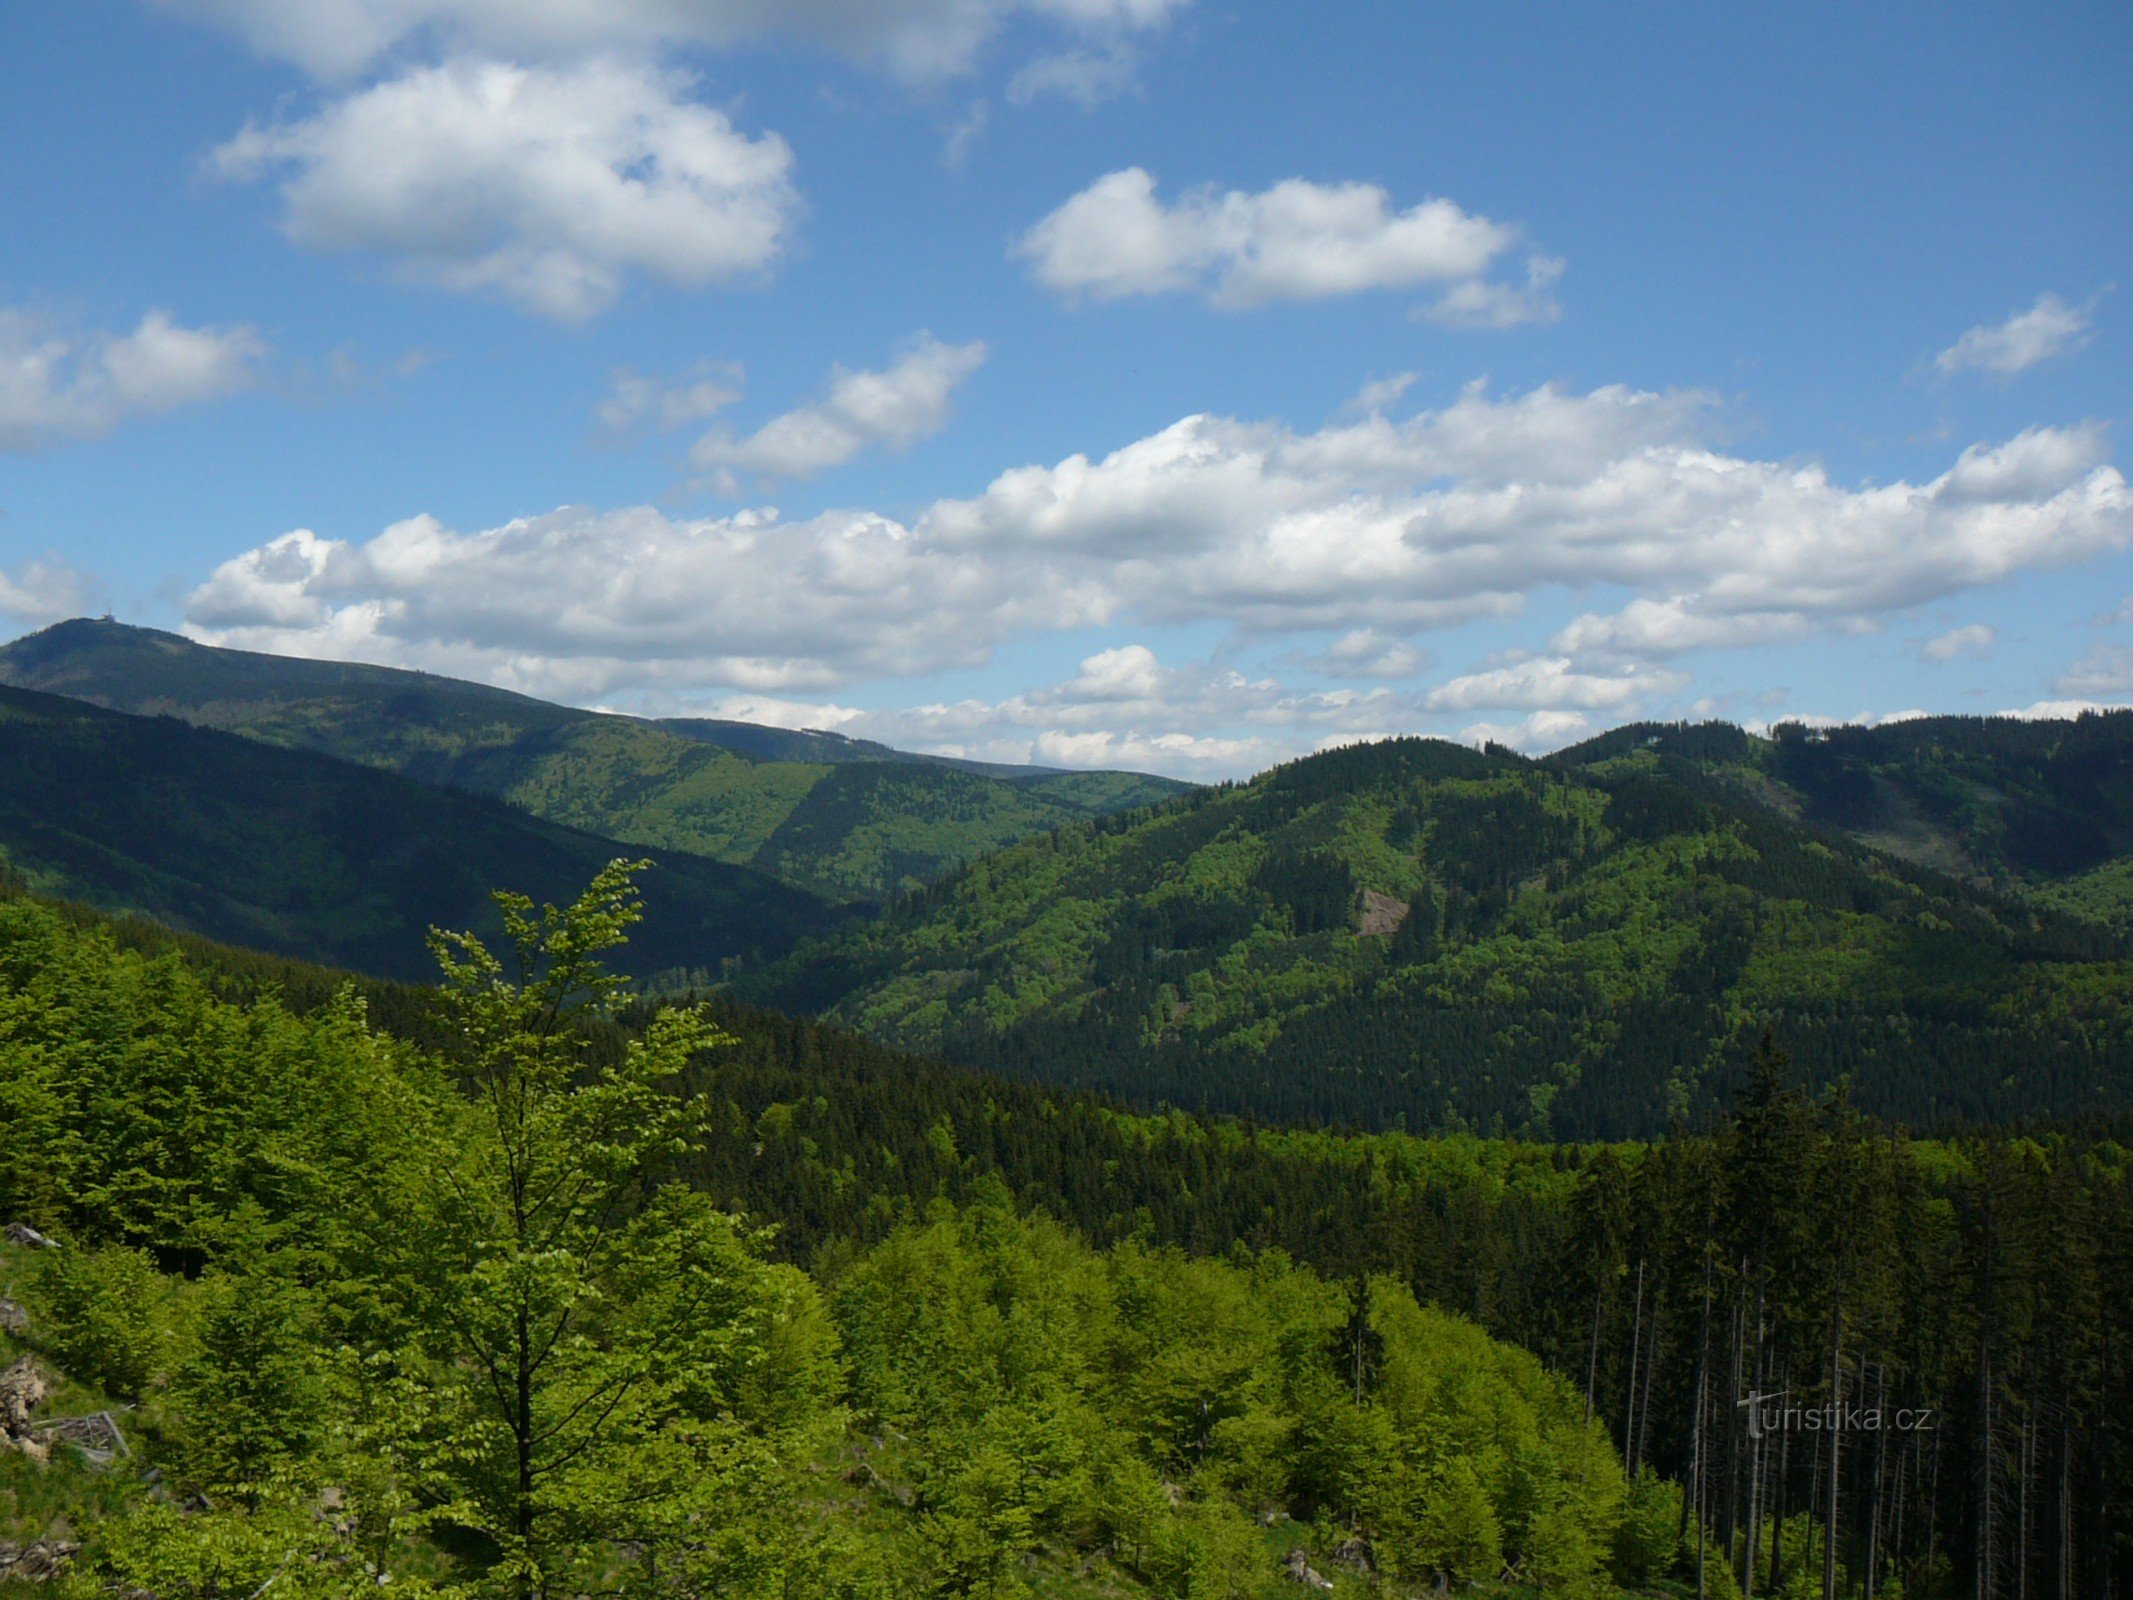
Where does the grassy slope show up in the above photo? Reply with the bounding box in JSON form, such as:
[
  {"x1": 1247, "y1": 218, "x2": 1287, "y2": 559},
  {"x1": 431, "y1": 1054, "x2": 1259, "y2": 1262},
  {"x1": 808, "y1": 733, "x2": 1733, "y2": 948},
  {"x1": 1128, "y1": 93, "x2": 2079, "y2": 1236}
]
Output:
[
  {"x1": 0, "y1": 683, "x2": 836, "y2": 981},
  {"x1": 756, "y1": 736, "x2": 2133, "y2": 1138},
  {"x1": 0, "y1": 619, "x2": 1187, "y2": 902}
]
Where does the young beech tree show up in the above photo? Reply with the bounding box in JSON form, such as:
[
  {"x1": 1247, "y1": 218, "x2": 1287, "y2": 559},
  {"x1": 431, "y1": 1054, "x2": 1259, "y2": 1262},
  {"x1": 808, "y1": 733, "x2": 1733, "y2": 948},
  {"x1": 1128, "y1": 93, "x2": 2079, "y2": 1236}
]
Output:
[{"x1": 394, "y1": 859, "x2": 842, "y2": 1598}]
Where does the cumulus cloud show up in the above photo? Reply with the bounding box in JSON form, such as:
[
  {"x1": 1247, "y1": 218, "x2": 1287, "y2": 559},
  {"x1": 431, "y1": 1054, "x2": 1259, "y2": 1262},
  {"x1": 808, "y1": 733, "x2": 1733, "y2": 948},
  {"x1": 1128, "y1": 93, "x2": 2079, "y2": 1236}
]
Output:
[
  {"x1": 180, "y1": 384, "x2": 2133, "y2": 735},
  {"x1": 690, "y1": 335, "x2": 986, "y2": 484},
  {"x1": 1919, "y1": 622, "x2": 1995, "y2": 662},
  {"x1": 1424, "y1": 656, "x2": 1687, "y2": 712},
  {"x1": 212, "y1": 59, "x2": 798, "y2": 320},
  {"x1": 1016, "y1": 168, "x2": 1531, "y2": 310},
  {"x1": 0, "y1": 559, "x2": 100, "y2": 626},
  {"x1": 1, "y1": 308, "x2": 265, "y2": 451},
  {"x1": 1935, "y1": 292, "x2": 2099, "y2": 377},
  {"x1": 157, "y1": 0, "x2": 1192, "y2": 85}
]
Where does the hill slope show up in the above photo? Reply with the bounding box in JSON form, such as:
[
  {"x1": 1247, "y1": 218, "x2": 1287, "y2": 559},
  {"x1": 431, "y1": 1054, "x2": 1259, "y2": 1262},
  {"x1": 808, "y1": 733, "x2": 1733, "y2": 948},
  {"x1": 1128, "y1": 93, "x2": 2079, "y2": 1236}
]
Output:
[
  {"x1": 1550, "y1": 713, "x2": 2133, "y2": 914},
  {"x1": 0, "y1": 682, "x2": 834, "y2": 980},
  {"x1": 756, "y1": 736, "x2": 2133, "y2": 1137},
  {"x1": 0, "y1": 619, "x2": 1187, "y2": 901}
]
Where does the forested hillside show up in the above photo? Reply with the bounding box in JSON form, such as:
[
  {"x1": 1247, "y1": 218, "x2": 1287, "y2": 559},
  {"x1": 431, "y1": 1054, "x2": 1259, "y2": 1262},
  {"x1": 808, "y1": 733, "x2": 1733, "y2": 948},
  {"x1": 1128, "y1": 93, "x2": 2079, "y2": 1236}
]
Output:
[
  {"x1": 0, "y1": 870, "x2": 1645, "y2": 1598},
  {"x1": 757, "y1": 737, "x2": 2133, "y2": 1138},
  {"x1": 3, "y1": 873, "x2": 2125, "y2": 1596},
  {"x1": 1551, "y1": 712, "x2": 2133, "y2": 917},
  {"x1": 0, "y1": 683, "x2": 833, "y2": 980},
  {"x1": 0, "y1": 619, "x2": 1185, "y2": 902}
]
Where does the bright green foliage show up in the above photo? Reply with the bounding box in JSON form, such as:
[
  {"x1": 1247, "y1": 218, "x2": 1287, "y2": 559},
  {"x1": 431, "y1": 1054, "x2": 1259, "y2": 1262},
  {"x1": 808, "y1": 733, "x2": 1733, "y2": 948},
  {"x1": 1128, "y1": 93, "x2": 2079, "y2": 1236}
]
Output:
[
  {"x1": 1609, "y1": 1468, "x2": 1682, "y2": 1585},
  {"x1": 367, "y1": 861, "x2": 844, "y2": 1594},
  {"x1": 831, "y1": 1204, "x2": 1631, "y2": 1597},
  {"x1": 759, "y1": 736, "x2": 2133, "y2": 1136},
  {"x1": 26, "y1": 1246, "x2": 172, "y2": 1401}
]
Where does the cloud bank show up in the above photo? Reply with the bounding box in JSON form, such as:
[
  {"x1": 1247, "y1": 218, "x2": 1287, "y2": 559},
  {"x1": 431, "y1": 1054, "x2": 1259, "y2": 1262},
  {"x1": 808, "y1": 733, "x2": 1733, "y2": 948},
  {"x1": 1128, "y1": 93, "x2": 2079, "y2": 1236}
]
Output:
[{"x1": 179, "y1": 383, "x2": 2133, "y2": 772}]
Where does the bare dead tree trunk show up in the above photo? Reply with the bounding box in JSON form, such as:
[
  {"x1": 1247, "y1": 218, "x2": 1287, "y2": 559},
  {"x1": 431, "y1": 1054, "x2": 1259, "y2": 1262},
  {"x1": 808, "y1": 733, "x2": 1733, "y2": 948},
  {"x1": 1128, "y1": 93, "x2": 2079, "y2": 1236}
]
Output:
[
  {"x1": 1827, "y1": 1298, "x2": 1845, "y2": 1600},
  {"x1": 1625, "y1": 1257, "x2": 1646, "y2": 1465}
]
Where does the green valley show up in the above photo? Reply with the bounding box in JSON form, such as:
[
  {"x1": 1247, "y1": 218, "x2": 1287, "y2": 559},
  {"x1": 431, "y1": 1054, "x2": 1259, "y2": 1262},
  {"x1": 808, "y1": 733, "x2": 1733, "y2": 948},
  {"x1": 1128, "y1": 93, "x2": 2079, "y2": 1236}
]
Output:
[{"x1": 0, "y1": 619, "x2": 1186, "y2": 903}]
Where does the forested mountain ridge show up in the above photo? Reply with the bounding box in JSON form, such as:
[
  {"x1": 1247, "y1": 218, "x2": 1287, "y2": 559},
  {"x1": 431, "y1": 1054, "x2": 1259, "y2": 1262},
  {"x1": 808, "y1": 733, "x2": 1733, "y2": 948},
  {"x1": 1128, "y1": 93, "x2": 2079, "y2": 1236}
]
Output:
[
  {"x1": 1549, "y1": 711, "x2": 2133, "y2": 922},
  {"x1": 0, "y1": 618, "x2": 1187, "y2": 902},
  {"x1": 755, "y1": 734, "x2": 2133, "y2": 1138},
  {"x1": 0, "y1": 681, "x2": 836, "y2": 980}
]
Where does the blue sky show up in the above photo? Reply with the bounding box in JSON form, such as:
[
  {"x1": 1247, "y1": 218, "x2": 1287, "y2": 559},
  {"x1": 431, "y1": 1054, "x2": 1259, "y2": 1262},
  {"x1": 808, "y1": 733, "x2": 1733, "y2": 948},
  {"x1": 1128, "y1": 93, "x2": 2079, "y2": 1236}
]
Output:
[{"x1": 1, "y1": 0, "x2": 2128, "y2": 776}]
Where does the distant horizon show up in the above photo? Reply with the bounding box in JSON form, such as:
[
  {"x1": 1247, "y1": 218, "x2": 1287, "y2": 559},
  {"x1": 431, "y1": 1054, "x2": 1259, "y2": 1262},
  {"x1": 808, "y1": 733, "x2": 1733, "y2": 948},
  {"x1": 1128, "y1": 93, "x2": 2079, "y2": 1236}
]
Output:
[{"x1": 8, "y1": 610, "x2": 2129, "y2": 785}]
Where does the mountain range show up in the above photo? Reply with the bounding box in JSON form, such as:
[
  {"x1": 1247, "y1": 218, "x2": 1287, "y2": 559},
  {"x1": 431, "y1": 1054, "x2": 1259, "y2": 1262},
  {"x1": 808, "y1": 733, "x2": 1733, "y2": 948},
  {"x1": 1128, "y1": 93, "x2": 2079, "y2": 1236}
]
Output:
[
  {"x1": 7, "y1": 617, "x2": 2133, "y2": 1138},
  {"x1": 0, "y1": 679, "x2": 835, "y2": 981},
  {"x1": 0, "y1": 618, "x2": 1185, "y2": 904}
]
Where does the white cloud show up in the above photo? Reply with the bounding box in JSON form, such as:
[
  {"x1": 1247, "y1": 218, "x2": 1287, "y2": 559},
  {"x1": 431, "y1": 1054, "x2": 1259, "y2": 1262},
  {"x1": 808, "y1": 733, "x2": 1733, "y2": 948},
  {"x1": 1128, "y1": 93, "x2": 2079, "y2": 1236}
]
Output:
[
  {"x1": 1919, "y1": 622, "x2": 1995, "y2": 662},
  {"x1": 1015, "y1": 168, "x2": 1528, "y2": 310},
  {"x1": 1550, "y1": 598, "x2": 1831, "y2": 660},
  {"x1": 1424, "y1": 656, "x2": 1686, "y2": 712},
  {"x1": 157, "y1": 0, "x2": 1193, "y2": 85},
  {"x1": 0, "y1": 559, "x2": 100, "y2": 626},
  {"x1": 179, "y1": 385, "x2": 2133, "y2": 742},
  {"x1": 598, "y1": 362, "x2": 744, "y2": 433},
  {"x1": 2000, "y1": 698, "x2": 2122, "y2": 721},
  {"x1": 212, "y1": 58, "x2": 798, "y2": 320},
  {"x1": 803, "y1": 644, "x2": 1408, "y2": 777},
  {"x1": 182, "y1": 506, "x2": 1109, "y2": 697},
  {"x1": 1422, "y1": 253, "x2": 1563, "y2": 330},
  {"x1": 1935, "y1": 292, "x2": 2098, "y2": 377},
  {"x1": 1, "y1": 308, "x2": 265, "y2": 451},
  {"x1": 690, "y1": 335, "x2": 986, "y2": 484},
  {"x1": 1458, "y1": 709, "x2": 1593, "y2": 753},
  {"x1": 1343, "y1": 372, "x2": 1418, "y2": 416}
]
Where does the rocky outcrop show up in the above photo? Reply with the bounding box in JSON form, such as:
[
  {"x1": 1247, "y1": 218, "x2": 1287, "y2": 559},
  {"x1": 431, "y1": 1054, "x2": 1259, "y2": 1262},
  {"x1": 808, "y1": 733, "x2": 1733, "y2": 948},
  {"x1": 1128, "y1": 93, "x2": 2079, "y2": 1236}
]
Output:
[
  {"x1": 0, "y1": 1540, "x2": 80, "y2": 1581},
  {"x1": 1, "y1": 1356, "x2": 50, "y2": 1465},
  {"x1": 3, "y1": 1223, "x2": 57, "y2": 1251},
  {"x1": 1281, "y1": 1547, "x2": 1334, "y2": 1590}
]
